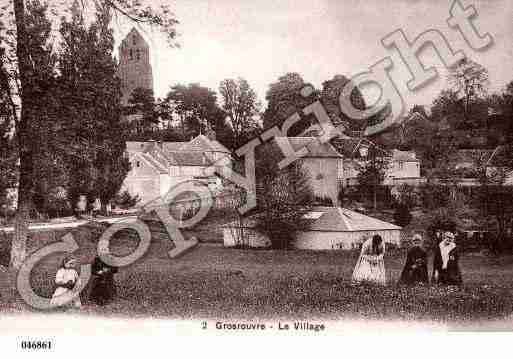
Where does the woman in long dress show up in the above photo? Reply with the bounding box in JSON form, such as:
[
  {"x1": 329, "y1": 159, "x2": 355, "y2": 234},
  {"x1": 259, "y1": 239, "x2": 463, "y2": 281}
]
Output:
[
  {"x1": 352, "y1": 234, "x2": 386, "y2": 285},
  {"x1": 432, "y1": 231, "x2": 462, "y2": 285},
  {"x1": 89, "y1": 256, "x2": 118, "y2": 306},
  {"x1": 50, "y1": 256, "x2": 82, "y2": 309},
  {"x1": 398, "y1": 233, "x2": 429, "y2": 286}
]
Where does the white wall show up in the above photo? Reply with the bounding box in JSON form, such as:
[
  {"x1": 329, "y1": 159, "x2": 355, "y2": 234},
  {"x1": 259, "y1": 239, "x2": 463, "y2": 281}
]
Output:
[
  {"x1": 388, "y1": 161, "x2": 420, "y2": 179},
  {"x1": 223, "y1": 227, "x2": 271, "y2": 248},
  {"x1": 122, "y1": 176, "x2": 160, "y2": 206},
  {"x1": 223, "y1": 227, "x2": 402, "y2": 250},
  {"x1": 294, "y1": 230, "x2": 402, "y2": 250},
  {"x1": 340, "y1": 159, "x2": 421, "y2": 186}
]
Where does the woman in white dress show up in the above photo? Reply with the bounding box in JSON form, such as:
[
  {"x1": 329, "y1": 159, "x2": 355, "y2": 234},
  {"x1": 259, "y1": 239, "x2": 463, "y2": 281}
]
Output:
[
  {"x1": 50, "y1": 256, "x2": 82, "y2": 309},
  {"x1": 352, "y1": 234, "x2": 386, "y2": 285}
]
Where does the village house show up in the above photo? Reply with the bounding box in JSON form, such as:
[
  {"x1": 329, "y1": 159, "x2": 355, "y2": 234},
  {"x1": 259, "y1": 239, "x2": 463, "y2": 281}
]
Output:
[
  {"x1": 442, "y1": 147, "x2": 512, "y2": 186},
  {"x1": 274, "y1": 137, "x2": 343, "y2": 205},
  {"x1": 121, "y1": 135, "x2": 232, "y2": 205},
  {"x1": 222, "y1": 206, "x2": 402, "y2": 250},
  {"x1": 267, "y1": 136, "x2": 423, "y2": 206},
  {"x1": 330, "y1": 137, "x2": 423, "y2": 187}
]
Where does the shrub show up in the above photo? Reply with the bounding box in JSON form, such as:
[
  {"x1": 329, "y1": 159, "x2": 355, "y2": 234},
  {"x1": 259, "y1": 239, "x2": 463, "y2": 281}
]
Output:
[
  {"x1": 394, "y1": 203, "x2": 412, "y2": 227},
  {"x1": 394, "y1": 183, "x2": 418, "y2": 208},
  {"x1": 0, "y1": 232, "x2": 11, "y2": 267},
  {"x1": 114, "y1": 190, "x2": 140, "y2": 209}
]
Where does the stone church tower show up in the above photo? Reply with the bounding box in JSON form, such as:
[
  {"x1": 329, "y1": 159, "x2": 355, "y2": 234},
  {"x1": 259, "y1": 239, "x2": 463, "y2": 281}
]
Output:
[{"x1": 117, "y1": 28, "x2": 154, "y2": 104}]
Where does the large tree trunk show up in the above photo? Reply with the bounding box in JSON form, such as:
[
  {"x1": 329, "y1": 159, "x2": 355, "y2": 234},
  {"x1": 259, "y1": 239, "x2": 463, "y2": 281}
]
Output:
[{"x1": 10, "y1": 0, "x2": 35, "y2": 269}]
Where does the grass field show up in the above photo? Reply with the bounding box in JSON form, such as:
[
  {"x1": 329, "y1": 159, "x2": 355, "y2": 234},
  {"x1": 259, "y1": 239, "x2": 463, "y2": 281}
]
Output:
[{"x1": 3, "y1": 226, "x2": 513, "y2": 326}]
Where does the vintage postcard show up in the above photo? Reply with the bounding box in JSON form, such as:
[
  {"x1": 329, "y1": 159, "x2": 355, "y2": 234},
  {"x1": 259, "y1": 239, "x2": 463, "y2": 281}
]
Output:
[{"x1": 0, "y1": 0, "x2": 512, "y2": 355}]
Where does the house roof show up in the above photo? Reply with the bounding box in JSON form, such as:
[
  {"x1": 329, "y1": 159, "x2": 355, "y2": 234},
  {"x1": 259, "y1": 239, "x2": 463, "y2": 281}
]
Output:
[
  {"x1": 127, "y1": 135, "x2": 231, "y2": 168},
  {"x1": 130, "y1": 152, "x2": 168, "y2": 175},
  {"x1": 274, "y1": 137, "x2": 342, "y2": 158},
  {"x1": 168, "y1": 151, "x2": 209, "y2": 167},
  {"x1": 304, "y1": 207, "x2": 402, "y2": 232},
  {"x1": 161, "y1": 142, "x2": 184, "y2": 152},
  {"x1": 224, "y1": 206, "x2": 401, "y2": 232},
  {"x1": 331, "y1": 137, "x2": 389, "y2": 159},
  {"x1": 183, "y1": 135, "x2": 231, "y2": 154}
]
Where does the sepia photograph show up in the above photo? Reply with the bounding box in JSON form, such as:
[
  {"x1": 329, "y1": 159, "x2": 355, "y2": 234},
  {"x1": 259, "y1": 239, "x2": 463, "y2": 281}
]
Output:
[{"x1": 0, "y1": 0, "x2": 512, "y2": 355}]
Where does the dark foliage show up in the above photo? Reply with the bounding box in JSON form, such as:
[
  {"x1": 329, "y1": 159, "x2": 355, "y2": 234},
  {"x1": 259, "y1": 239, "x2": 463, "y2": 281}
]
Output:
[{"x1": 394, "y1": 203, "x2": 412, "y2": 227}]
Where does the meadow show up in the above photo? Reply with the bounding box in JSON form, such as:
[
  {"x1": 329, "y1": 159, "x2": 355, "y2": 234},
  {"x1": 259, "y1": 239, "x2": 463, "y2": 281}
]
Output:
[{"x1": 2, "y1": 225, "x2": 513, "y2": 327}]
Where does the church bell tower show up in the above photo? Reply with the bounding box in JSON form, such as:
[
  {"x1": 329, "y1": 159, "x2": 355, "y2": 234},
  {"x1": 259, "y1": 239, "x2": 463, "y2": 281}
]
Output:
[{"x1": 117, "y1": 28, "x2": 154, "y2": 105}]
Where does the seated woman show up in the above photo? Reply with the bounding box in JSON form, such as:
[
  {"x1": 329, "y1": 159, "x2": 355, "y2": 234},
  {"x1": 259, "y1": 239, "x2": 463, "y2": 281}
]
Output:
[
  {"x1": 89, "y1": 255, "x2": 118, "y2": 306},
  {"x1": 432, "y1": 231, "x2": 462, "y2": 286},
  {"x1": 398, "y1": 234, "x2": 428, "y2": 286},
  {"x1": 352, "y1": 234, "x2": 386, "y2": 286},
  {"x1": 50, "y1": 256, "x2": 82, "y2": 309}
]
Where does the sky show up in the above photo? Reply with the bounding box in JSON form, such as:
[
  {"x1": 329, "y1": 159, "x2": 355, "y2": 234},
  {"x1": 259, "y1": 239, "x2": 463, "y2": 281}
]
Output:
[{"x1": 113, "y1": 0, "x2": 513, "y2": 110}]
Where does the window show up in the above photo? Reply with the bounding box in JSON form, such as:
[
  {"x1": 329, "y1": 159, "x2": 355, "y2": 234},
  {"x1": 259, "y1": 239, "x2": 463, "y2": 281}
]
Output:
[
  {"x1": 136, "y1": 161, "x2": 141, "y2": 168},
  {"x1": 133, "y1": 36, "x2": 137, "y2": 45},
  {"x1": 136, "y1": 49, "x2": 141, "y2": 60},
  {"x1": 129, "y1": 49, "x2": 133, "y2": 60},
  {"x1": 398, "y1": 161, "x2": 404, "y2": 170}
]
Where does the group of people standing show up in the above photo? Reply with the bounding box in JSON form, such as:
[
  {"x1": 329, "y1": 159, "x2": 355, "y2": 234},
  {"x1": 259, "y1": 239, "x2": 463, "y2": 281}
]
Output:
[
  {"x1": 352, "y1": 231, "x2": 462, "y2": 287},
  {"x1": 50, "y1": 255, "x2": 118, "y2": 309},
  {"x1": 49, "y1": 231, "x2": 461, "y2": 309}
]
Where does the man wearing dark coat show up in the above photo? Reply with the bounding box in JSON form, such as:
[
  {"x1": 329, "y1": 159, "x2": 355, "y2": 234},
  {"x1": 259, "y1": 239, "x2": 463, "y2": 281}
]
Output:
[
  {"x1": 432, "y1": 231, "x2": 462, "y2": 286},
  {"x1": 89, "y1": 255, "x2": 118, "y2": 306},
  {"x1": 398, "y1": 234, "x2": 429, "y2": 286}
]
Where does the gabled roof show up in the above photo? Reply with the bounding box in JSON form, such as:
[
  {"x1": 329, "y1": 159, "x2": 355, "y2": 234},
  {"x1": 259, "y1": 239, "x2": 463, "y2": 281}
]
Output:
[
  {"x1": 169, "y1": 151, "x2": 209, "y2": 167},
  {"x1": 274, "y1": 137, "x2": 342, "y2": 158},
  {"x1": 130, "y1": 152, "x2": 167, "y2": 175},
  {"x1": 331, "y1": 137, "x2": 388, "y2": 159},
  {"x1": 147, "y1": 146, "x2": 178, "y2": 166},
  {"x1": 127, "y1": 135, "x2": 231, "y2": 168},
  {"x1": 304, "y1": 207, "x2": 402, "y2": 232},
  {"x1": 184, "y1": 135, "x2": 231, "y2": 154},
  {"x1": 161, "y1": 142, "x2": 184, "y2": 152},
  {"x1": 224, "y1": 206, "x2": 401, "y2": 232}
]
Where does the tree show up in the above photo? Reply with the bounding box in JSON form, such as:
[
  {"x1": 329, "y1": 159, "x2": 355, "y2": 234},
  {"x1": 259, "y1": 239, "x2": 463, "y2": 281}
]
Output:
[
  {"x1": 58, "y1": 3, "x2": 130, "y2": 212},
  {"x1": 126, "y1": 87, "x2": 159, "y2": 135},
  {"x1": 219, "y1": 77, "x2": 260, "y2": 148},
  {"x1": 320, "y1": 74, "x2": 367, "y2": 131},
  {"x1": 22, "y1": 0, "x2": 67, "y2": 218},
  {"x1": 3, "y1": 0, "x2": 178, "y2": 268},
  {"x1": 253, "y1": 144, "x2": 313, "y2": 249},
  {"x1": 448, "y1": 58, "x2": 489, "y2": 125},
  {"x1": 355, "y1": 147, "x2": 389, "y2": 210},
  {"x1": 0, "y1": 57, "x2": 17, "y2": 220},
  {"x1": 262, "y1": 72, "x2": 319, "y2": 133},
  {"x1": 394, "y1": 203, "x2": 412, "y2": 227},
  {"x1": 430, "y1": 89, "x2": 463, "y2": 128},
  {"x1": 404, "y1": 112, "x2": 458, "y2": 180},
  {"x1": 164, "y1": 83, "x2": 225, "y2": 140}
]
